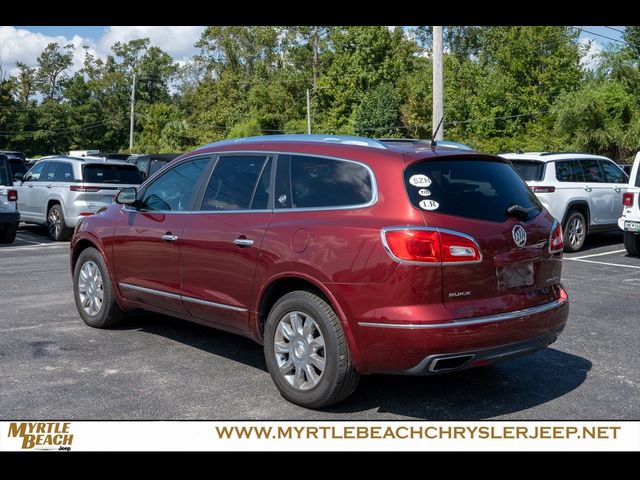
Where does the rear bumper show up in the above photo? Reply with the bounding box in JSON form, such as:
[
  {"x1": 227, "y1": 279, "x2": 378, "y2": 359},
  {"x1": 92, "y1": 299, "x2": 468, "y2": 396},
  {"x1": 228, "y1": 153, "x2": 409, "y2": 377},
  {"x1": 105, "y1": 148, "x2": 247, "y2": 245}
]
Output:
[
  {"x1": 349, "y1": 296, "x2": 569, "y2": 374},
  {"x1": 0, "y1": 210, "x2": 19, "y2": 224}
]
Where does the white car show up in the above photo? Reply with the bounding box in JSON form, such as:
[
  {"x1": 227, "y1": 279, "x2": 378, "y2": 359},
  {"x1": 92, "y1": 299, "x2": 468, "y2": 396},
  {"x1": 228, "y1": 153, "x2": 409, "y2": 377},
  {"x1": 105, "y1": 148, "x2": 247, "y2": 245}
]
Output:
[
  {"x1": 618, "y1": 151, "x2": 640, "y2": 256},
  {"x1": 501, "y1": 152, "x2": 629, "y2": 252}
]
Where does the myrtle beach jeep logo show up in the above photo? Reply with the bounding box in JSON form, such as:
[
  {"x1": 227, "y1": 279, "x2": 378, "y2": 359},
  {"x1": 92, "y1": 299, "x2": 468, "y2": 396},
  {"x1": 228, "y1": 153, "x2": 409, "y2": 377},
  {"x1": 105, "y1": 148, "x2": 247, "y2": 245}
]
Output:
[{"x1": 7, "y1": 422, "x2": 73, "y2": 450}]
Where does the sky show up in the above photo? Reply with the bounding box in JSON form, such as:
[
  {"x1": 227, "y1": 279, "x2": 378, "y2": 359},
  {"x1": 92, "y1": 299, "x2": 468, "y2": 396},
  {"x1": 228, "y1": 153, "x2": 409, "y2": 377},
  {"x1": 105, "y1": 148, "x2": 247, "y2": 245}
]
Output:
[{"x1": 0, "y1": 25, "x2": 626, "y2": 78}]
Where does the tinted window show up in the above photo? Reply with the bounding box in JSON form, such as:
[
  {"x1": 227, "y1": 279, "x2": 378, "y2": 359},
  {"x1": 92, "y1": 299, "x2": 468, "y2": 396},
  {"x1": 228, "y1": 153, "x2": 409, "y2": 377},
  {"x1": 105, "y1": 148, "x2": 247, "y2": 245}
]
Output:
[
  {"x1": 404, "y1": 159, "x2": 542, "y2": 223},
  {"x1": 136, "y1": 158, "x2": 150, "y2": 178},
  {"x1": 142, "y1": 157, "x2": 209, "y2": 211},
  {"x1": 290, "y1": 155, "x2": 373, "y2": 208},
  {"x1": 511, "y1": 160, "x2": 545, "y2": 181},
  {"x1": 251, "y1": 158, "x2": 272, "y2": 209},
  {"x1": 555, "y1": 160, "x2": 584, "y2": 182},
  {"x1": 0, "y1": 161, "x2": 8, "y2": 185},
  {"x1": 83, "y1": 164, "x2": 143, "y2": 184},
  {"x1": 24, "y1": 161, "x2": 46, "y2": 182},
  {"x1": 579, "y1": 159, "x2": 606, "y2": 183},
  {"x1": 200, "y1": 156, "x2": 270, "y2": 211},
  {"x1": 601, "y1": 160, "x2": 627, "y2": 183},
  {"x1": 41, "y1": 162, "x2": 58, "y2": 182},
  {"x1": 149, "y1": 159, "x2": 167, "y2": 177},
  {"x1": 8, "y1": 159, "x2": 27, "y2": 177},
  {"x1": 52, "y1": 163, "x2": 76, "y2": 182}
]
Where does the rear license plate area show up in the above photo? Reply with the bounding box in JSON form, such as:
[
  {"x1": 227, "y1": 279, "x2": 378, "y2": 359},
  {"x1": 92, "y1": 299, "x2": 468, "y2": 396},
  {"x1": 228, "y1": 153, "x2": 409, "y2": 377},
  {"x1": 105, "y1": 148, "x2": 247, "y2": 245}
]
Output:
[
  {"x1": 624, "y1": 221, "x2": 640, "y2": 232},
  {"x1": 496, "y1": 263, "x2": 534, "y2": 289}
]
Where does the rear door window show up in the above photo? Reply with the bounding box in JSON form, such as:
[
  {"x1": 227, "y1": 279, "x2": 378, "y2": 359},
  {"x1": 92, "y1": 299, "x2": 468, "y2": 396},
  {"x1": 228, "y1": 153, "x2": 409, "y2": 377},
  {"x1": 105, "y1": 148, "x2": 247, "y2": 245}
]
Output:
[
  {"x1": 404, "y1": 158, "x2": 542, "y2": 223},
  {"x1": 52, "y1": 163, "x2": 76, "y2": 182},
  {"x1": 578, "y1": 159, "x2": 606, "y2": 183},
  {"x1": 200, "y1": 155, "x2": 271, "y2": 211},
  {"x1": 83, "y1": 164, "x2": 143, "y2": 184},
  {"x1": 510, "y1": 160, "x2": 545, "y2": 181},
  {"x1": 555, "y1": 160, "x2": 584, "y2": 182}
]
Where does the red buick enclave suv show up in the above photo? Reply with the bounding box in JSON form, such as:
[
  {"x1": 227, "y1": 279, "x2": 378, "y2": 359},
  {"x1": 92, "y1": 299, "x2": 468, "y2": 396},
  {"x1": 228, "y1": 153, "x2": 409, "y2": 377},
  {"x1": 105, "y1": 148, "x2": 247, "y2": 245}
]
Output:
[{"x1": 70, "y1": 135, "x2": 569, "y2": 408}]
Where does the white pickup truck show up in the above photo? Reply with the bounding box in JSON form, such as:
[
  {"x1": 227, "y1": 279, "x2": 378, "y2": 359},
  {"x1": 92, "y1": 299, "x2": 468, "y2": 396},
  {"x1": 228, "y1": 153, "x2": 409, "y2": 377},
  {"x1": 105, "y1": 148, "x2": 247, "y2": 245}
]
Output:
[
  {"x1": 618, "y1": 151, "x2": 640, "y2": 256},
  {"x1": 0, "y1": 154, "x2": 22, "y2": 243}
]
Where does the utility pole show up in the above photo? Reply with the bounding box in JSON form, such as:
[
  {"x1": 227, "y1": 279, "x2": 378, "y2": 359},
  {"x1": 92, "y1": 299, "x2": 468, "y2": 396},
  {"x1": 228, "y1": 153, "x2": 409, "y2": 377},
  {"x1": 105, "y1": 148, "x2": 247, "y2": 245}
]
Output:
[
  {"x1": 432, "y1": 26, "x2": 444, "y2": 141},
  {"x1": 129, "y1": 72, "x2": 136, "y2": 153},
  {"x1": 306, "y1": 88, "x2": 312, "y2": 134}
]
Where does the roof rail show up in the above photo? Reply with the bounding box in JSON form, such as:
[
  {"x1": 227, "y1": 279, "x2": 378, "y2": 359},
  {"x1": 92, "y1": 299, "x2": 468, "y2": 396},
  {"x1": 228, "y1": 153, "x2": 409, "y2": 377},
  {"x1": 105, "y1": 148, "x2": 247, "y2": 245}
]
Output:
[
  {"x1": 198, "y1": 134, "x2": 388, "y2": 150},
  {"x1": 377, "y1": 138, "x2": 474, "y2": 151},
  {"x1": 539, "y1": 151, "x2": 598, "y2": 156}
]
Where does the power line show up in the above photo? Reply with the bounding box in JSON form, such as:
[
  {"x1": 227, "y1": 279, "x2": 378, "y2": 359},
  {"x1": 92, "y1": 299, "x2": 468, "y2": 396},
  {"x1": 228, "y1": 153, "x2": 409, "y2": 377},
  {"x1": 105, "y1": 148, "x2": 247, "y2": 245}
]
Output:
[
  {"x1": 571, "y1": 26, "x2": 627, "y2": 45},
  {"x1": 604, "y1": 26, "x2": 625, "y2": 35}
]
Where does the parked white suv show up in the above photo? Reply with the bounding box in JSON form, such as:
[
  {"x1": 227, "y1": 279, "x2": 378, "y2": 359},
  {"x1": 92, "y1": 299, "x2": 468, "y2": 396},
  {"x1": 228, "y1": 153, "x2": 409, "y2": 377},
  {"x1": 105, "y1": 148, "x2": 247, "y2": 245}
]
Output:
[
  {"x1": 618, "y1": 151, "x2": 640, "y2": 256},
  {"x1": 14, "y1": 156, "x2": 143, "y2": 241},
  {"x1": 501, "y1": 152, "x2": 628, "y2": 252}
]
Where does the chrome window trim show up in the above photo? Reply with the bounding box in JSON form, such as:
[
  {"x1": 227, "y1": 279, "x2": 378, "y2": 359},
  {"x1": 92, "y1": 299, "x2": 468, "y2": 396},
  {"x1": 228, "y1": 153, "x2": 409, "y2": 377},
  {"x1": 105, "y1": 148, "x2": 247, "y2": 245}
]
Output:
[
  {"x1": 187, "y1": 150, "x2": 378, "y2": 212},
  {"x1": 358, "y1": 297, "x2": 567, "y2": 329},
  {"x1": 380, "y1": 226, "x2": 483, "y2": 266},
  {"x1": 119, "y1": 282, "x2": 248, "y2": 313}
]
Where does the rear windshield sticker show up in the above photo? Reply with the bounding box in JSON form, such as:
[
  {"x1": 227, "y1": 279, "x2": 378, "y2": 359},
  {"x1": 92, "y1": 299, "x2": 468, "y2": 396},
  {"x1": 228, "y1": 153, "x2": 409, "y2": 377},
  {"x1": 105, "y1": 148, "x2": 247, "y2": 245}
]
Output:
[
  {"x1": 409, "y1": 174, "x2": 432, "y2": 187},
  {"x1": 418, "y1": 188, "x2": 431, "y2": 197},
  {"x1": 419, "y1": 199, "x2": 439, "y2": 211}
]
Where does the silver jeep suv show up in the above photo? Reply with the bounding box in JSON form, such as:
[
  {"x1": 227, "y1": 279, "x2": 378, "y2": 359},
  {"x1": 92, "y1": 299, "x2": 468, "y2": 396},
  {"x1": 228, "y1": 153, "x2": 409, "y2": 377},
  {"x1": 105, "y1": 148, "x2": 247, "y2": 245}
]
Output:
[
  {"x1": 500, "y1": 152, "x2": 629, "y2": 252},
  {"x1": 14, "y1": 156, "x2": 143, "y2": 241}
]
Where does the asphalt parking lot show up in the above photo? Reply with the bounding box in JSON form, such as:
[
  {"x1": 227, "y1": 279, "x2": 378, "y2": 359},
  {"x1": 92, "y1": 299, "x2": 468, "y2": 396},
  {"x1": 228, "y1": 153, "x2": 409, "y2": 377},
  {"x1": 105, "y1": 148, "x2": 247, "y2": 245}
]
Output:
[{"x1": 0, "y1": 226, "x2": 638, "y2": 420}]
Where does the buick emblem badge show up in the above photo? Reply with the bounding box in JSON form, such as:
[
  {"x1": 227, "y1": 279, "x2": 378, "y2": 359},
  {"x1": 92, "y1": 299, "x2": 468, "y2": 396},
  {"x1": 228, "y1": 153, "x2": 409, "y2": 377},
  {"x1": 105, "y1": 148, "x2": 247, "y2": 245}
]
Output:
[{"x1": 512, "y1": 224, "x2": 527, "y2": 248}]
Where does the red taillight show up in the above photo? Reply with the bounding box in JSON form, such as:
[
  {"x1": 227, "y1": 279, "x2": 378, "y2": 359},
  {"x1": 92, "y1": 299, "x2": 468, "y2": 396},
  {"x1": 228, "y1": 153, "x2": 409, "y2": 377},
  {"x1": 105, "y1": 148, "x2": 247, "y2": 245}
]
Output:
[
  {"x1": 549, "y1": 220, "x2": 564, "y2": 254},
  {"x1": 623, "y1": 192, "x2": 634, "y2": 207},
  {"x1": 7, "y1": 189, "x2": 18, "y2": 202},
  {"x1": 78, "y1": 212, "x2": 94, "y2": 217},
  {"x1": 532, "y1": 186, "x2": 556, "y2": 193},
  {"x1": 70, "y1": 185, "x2": 101, "y2": 192},
  {"x1": 382, "y1": 228, "x2": 481, "y2": 264}
]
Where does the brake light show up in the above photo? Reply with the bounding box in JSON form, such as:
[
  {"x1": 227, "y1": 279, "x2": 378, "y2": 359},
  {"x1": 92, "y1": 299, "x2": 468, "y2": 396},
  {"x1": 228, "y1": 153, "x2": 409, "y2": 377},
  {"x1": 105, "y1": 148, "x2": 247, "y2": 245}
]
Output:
[
  {"x1": 382, "y1": 228, "x2": 482, "y2": 264},
  {"x1": 532, "y1": 186, "x2": 556, "y2": 193},
  {"x1": 70, "y1": 185, "x2": 101, "y2": 192},
  {"x1": 7, "y1": 190, "x2": 18, "y2": 202},
  {"x1": 623, "y1": 192, "x2": 634, "y2": 207},
  {"x1": 78, "y1": 212, "x2": 94, "y2": 217},
  {"x1": 549, "y1": 220, "x2": 564, "y2": 254}
]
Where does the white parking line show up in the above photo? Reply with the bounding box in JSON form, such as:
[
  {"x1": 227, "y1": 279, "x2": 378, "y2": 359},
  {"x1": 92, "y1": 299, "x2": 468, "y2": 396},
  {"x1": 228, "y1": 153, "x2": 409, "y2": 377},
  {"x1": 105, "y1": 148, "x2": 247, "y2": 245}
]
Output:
[
  {"x1": 0, "y1": 243, "x2": 67, "y2": 252},
  {"x1": 565, "y1": 258, "x2": 640, "y2": 269},
  {"x1": 571, "y1": 249, "x2": 627, "y2": 260},
  {"x1": 14, "y1": 238, "x2": 44, "y2": 245}
]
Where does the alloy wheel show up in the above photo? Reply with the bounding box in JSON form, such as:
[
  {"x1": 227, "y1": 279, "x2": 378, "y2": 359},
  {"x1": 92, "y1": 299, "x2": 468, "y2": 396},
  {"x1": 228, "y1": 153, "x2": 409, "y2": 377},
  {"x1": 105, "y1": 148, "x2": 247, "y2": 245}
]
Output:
[{"x1": 77, "y1": 260, "x2": 104, "y2": 316}]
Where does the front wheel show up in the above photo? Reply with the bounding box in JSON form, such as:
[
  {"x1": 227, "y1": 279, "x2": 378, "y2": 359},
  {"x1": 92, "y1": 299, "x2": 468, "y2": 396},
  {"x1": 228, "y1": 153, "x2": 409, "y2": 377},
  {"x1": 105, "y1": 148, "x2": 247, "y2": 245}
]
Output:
[
  {"x1": 624, "y1": 231, "x2": 640, "y2": 256},
  {"x1": 73, "y1": 247, "x2": 125, "y2": 328},
  {"x1": 264, "y1": 290, "x2": 359, "y2": 409},
  {"x1": 563, "y1": 211, "x2": 587, "y2": 252}
]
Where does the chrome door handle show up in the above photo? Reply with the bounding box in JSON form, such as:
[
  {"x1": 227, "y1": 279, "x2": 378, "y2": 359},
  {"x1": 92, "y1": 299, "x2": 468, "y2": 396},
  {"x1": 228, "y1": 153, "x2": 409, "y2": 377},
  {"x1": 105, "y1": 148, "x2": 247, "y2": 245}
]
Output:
[
  {"x1": 162, "y1": 234, "x2": 178, "y2": 242},
  {"x1": 584, "y1": 187, "x2": 592, "y2": 192},
  {"x1": 234, "y1": 238, "x2": 254, "y2": 247}
]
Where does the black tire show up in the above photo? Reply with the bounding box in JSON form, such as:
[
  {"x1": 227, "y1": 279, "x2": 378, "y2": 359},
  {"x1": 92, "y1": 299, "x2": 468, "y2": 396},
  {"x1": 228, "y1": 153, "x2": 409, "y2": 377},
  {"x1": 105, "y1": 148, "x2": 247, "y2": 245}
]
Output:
[
  {"x1": 47, "y1": 204, "x2": 72, "y2": 241},
  {"x1": 264, "y1": 290, "x2": 360, "y2": 408},
  {"x1": 563, "y1": 211, "x2": 587, "y2": 253},
  {"x1": 73, "y1": 247, "x2": 125, "y2": 328},
  {"x1": 0, "y1": 222, "x2": 17, "y2": 243},
  {"x1": 624, "y1": 231, "x2": 640, "y2": 256}
]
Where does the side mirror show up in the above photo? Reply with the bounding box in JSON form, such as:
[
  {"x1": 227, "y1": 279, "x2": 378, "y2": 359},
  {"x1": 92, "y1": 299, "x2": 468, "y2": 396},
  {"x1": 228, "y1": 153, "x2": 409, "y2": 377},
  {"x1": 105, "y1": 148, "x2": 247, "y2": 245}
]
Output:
[
  {"x1": 14, "y1": 172, "x2": 24, "y2": 183},
  {"x1": 116, "y1": 187, "x2": 139, "y2": 206}
]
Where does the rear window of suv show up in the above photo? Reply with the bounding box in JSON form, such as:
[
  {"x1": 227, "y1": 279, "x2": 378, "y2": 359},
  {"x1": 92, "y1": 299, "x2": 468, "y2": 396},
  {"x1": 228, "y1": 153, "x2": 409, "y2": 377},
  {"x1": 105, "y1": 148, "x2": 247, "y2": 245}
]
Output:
[
  {"x1": 404, "y1": 158, "x2": 542, "y2": 223},
  {"x1": 82, "y1": 164, "x2": 143, "y2": 184},
  {"x1": 511, "y1": 160, "x2": 545, "y2": 181}
]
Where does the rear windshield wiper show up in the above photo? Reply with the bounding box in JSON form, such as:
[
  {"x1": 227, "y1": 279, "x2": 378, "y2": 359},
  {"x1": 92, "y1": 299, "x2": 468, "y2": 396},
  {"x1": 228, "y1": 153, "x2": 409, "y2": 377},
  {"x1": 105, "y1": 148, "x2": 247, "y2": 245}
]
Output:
[{"x1": 506, "y1": 204, "x2": 536, "y2": 219}]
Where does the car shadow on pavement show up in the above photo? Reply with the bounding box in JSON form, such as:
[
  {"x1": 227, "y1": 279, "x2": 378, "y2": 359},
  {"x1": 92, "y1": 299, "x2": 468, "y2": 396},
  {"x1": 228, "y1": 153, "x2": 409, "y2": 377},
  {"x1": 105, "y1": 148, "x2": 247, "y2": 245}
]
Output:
[
  {"x1": 574, "y1": 230, "x2": 623, "y2": 253},
  {"x1": 115, "y1": 312, "x2": 591, "y2": 420}
]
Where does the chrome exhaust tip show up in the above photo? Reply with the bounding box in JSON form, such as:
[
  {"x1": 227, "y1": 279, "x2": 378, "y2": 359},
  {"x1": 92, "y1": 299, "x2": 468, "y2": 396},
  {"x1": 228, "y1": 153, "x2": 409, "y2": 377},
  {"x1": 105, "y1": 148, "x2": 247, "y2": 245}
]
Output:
[{"x1": 428, "y1": 354, "x2": 476, "y2": 372}]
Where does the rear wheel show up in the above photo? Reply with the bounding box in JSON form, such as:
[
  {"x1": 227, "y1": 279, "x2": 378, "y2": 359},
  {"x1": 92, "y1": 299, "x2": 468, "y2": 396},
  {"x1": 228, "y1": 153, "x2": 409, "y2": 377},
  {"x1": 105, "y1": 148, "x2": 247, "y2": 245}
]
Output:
[
  {"x1": 563, "y1": 211, "x2": 587, "y2": 252},
  {"x1": 264, "y1": 290, "x2": 359, "y2": 408},
  {"x1": 624, "y1": 231, "x2": 640, "y2": 256},
  {"x1": 47, "y1": 204, "x2": 72, "y2": 241},
  {"x1": 0, "y1": 222, "x2": 17, "y2": 243},
  {"x1": 73, "y1": 247, "x2": 125, "y2": 328}
]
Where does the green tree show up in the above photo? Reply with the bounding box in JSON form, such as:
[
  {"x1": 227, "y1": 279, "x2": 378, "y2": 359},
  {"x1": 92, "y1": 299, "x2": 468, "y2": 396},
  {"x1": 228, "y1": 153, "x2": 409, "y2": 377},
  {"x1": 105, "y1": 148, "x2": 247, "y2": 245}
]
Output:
[
  {"x1": 35, "y1": 42, "x2": 75, "y2": 101},
  {"x1": 355, "y1": 82, "x2": 403, "y2": 137}
]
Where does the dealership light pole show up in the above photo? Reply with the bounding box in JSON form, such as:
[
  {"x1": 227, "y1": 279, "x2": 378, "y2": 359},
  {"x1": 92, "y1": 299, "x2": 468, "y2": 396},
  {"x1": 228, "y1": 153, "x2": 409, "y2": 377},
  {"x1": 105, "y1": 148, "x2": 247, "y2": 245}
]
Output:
[
  {"x1": 306, "y1": 88, "x2": 312, "y2": 134},
  {"x1": 129, "y1": 72, "x2": 136, "y2": 153},
  {"x1": 432, "y1": 26, "x2": 444, "y2": 141}
]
